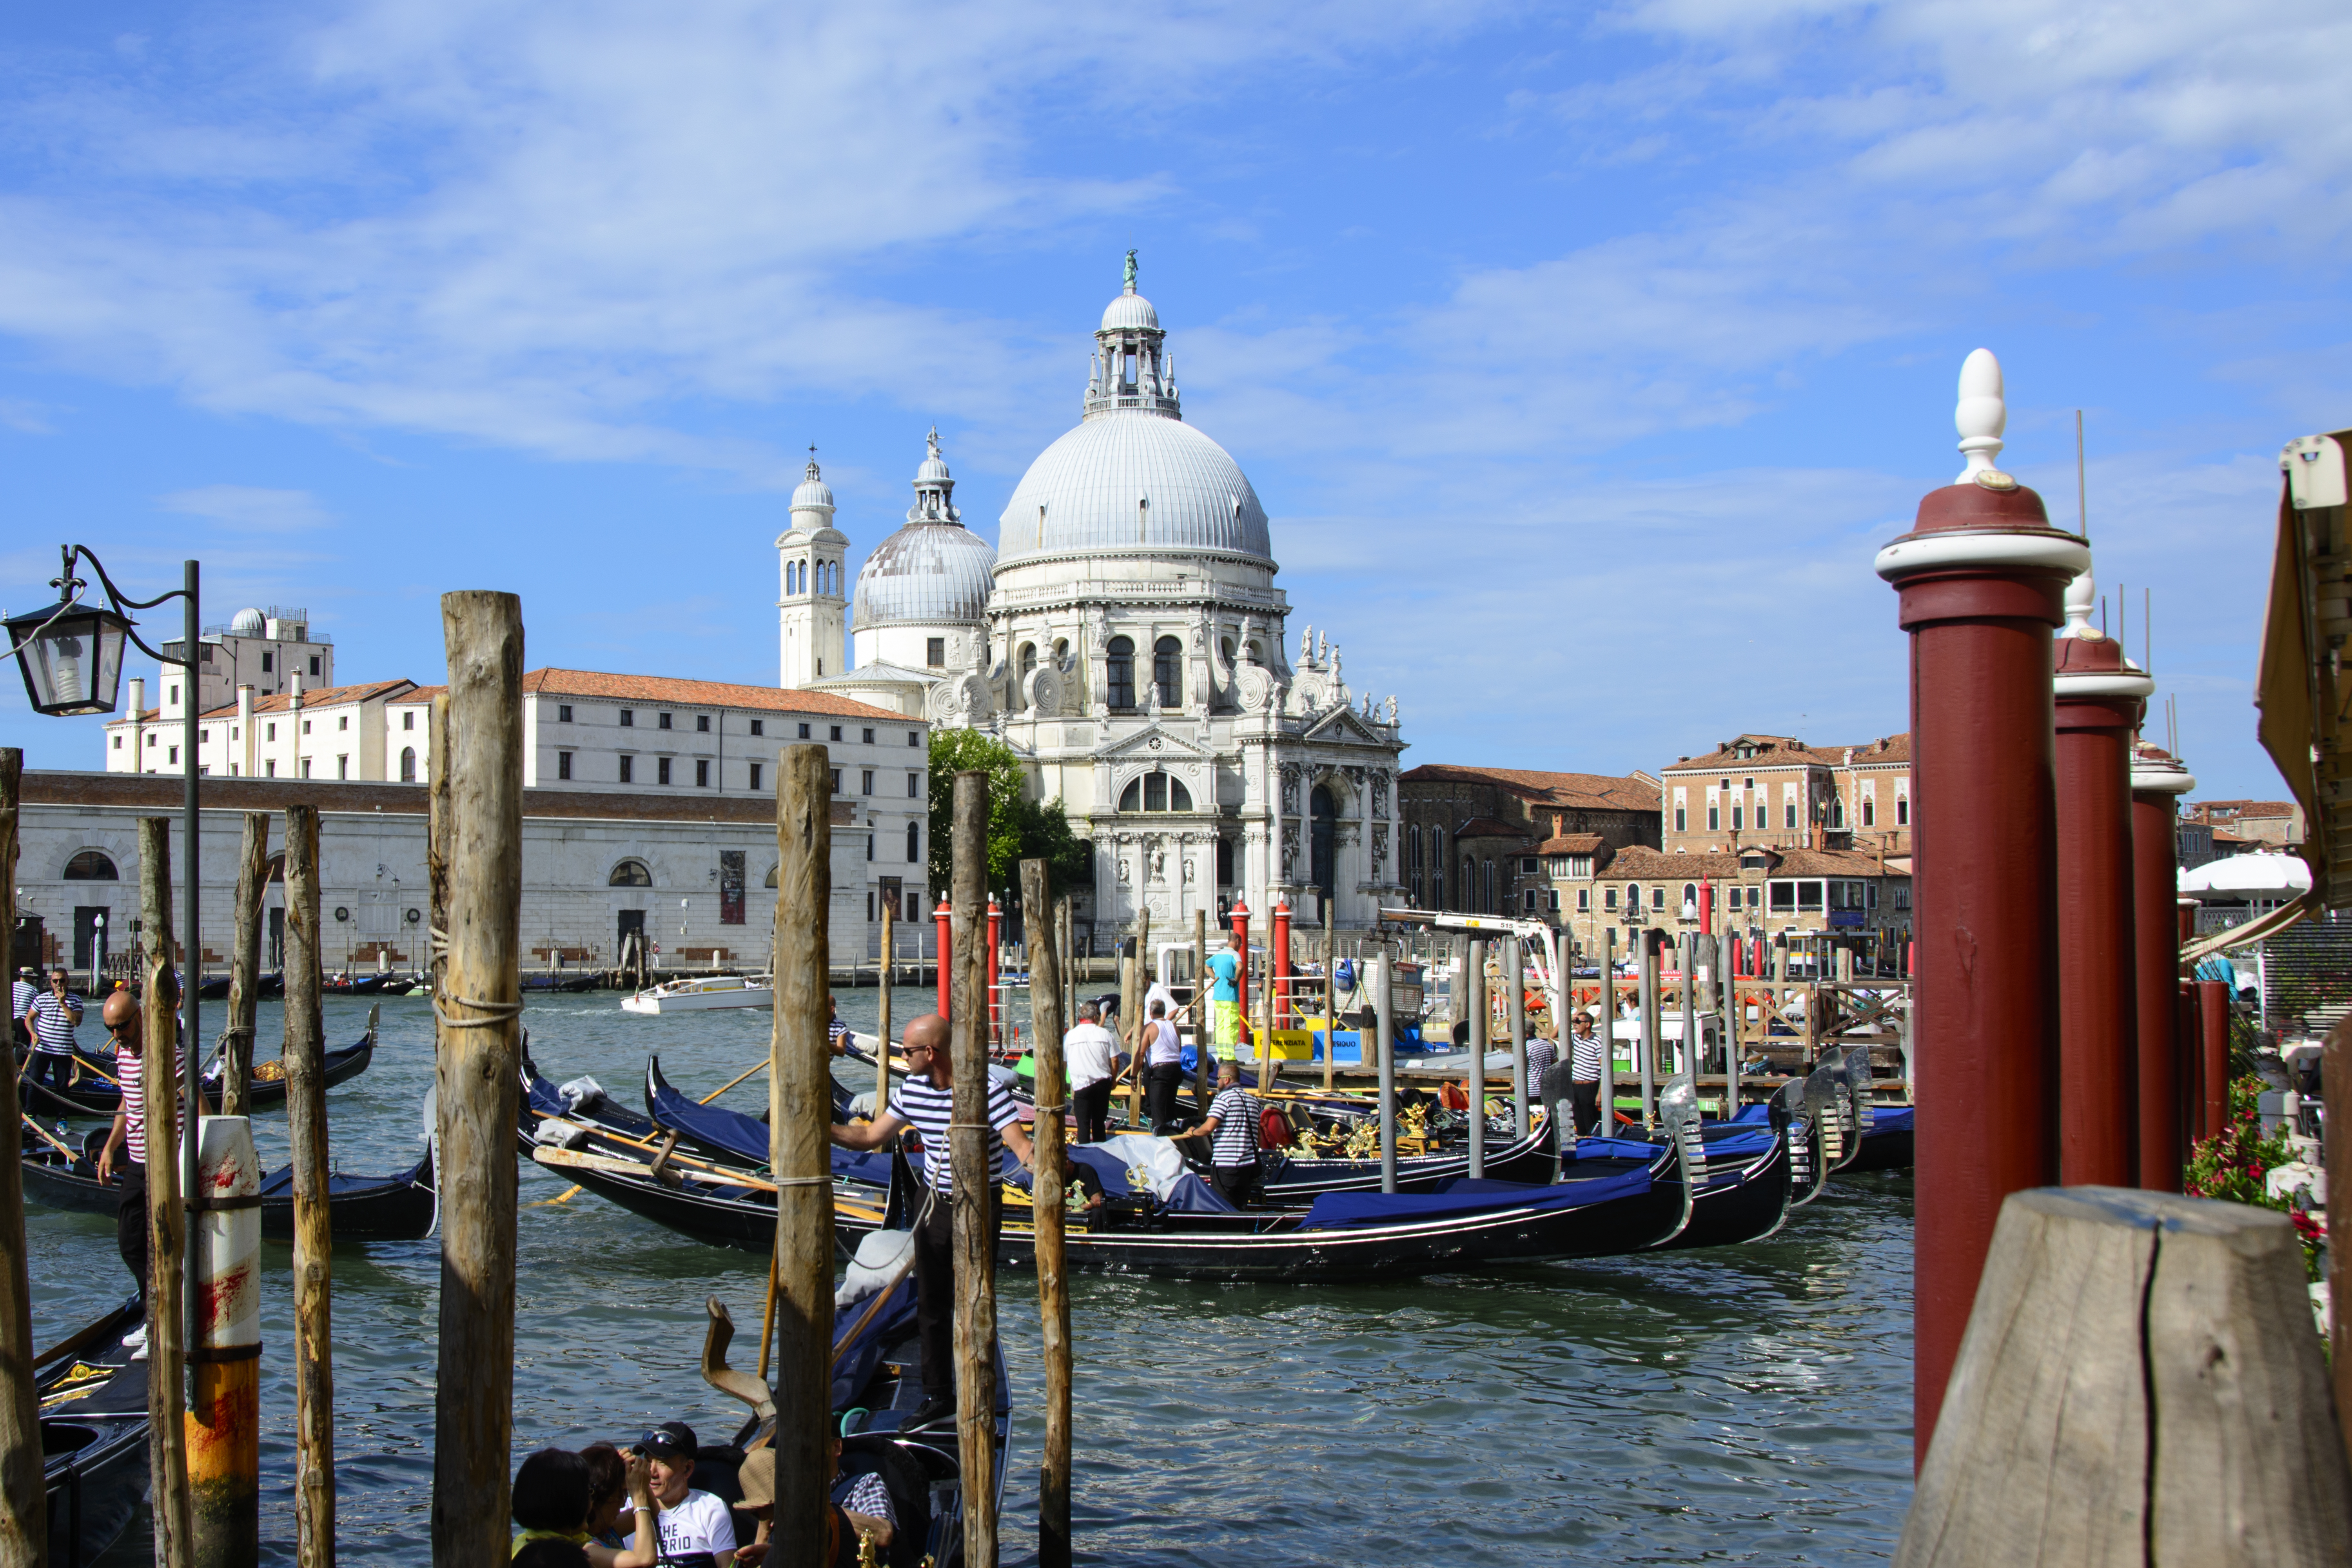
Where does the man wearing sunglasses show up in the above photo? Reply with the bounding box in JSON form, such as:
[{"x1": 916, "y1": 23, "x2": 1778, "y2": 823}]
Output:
[
  {"x1": 630, "y1": 1423, "x2": 733, "y2": 1567},
  {"x1": 831, "y1": 1011, "x2": 1032, "y2": 1430},
  {"x1": 93, "y1": 987, "x2": 182, "y2": 1352},
  {"x1": 22, "y1": 969, "x2": 84, "y2": 1098}
]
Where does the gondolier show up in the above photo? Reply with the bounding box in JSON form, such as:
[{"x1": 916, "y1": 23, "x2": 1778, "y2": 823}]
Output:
[
  {"x1": 1568, "y1": 1011, "x2": 1604, "y2": 1135},
  {"x1": 10, "y1": 967, "x2": 36, "y2": 1055},
  {"x1": 829, "y1": 1012, "x2": 1033, "y2": 1428},
  {"x1": 93, "y1": 988, "x2": 183, "y2": 1341},
  {"x1": 1173, "y1": 1060, "x2": 1262, "y2": 1206},
  {"x1": 24, "y1": 970, "x2": 85, "y2": 1098}
]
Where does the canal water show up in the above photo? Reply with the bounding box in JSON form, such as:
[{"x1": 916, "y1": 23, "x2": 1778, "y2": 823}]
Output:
[{"x1": 29, "y1": 987, "x2": 1916, "y2": 1564}]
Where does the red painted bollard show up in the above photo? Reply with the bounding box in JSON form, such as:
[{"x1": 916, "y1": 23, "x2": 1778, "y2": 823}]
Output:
[
  {"x1": 1271, "y1": 899, "x2": 1292, "y2": 1030},
  {"x1": 1874, "y1": 348, "x2": 2085, "y2": 1468},
  {"x1": 2052, "y1": 571, "x2": 2152, "y2": 1186},
  {"x1": 935, "y1": 898, "x2": 953, "y2": 1020},
  {"x1": 2197, "y1": 979, "x2": 2231, "y2": 1143},
  {"x1": 2129, "y1": 744, "x2": 2194, "y2": 1188}
]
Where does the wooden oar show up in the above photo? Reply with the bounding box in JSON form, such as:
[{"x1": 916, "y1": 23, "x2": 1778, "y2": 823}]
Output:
[
  {"x1": 698, "y1": 1058, "x2": 771, "y2": 1106},
  {"x1": 20, "y1": 1113, "x2": 75, "y2": 1160},
  {"x1": 529, "y1": 1146, "x2": 887, "y2": 1220}
]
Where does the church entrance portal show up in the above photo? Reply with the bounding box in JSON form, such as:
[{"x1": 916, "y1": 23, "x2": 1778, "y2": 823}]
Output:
[{"x1": 1309, "y1": 785, "x2": 1338, "y2": 913}]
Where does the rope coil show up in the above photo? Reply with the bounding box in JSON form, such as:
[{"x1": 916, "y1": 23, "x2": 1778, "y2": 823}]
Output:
[{"x1": 434, "y1": 994, "x2": 524, "y2": 1030}]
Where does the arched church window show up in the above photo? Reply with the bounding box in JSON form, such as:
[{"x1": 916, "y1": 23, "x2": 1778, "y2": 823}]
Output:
[
  {"x1": 1220, "y1": 637, "x2": 1235, "y2": 669},
  {"x1": 399, "y1": 747, "x2": 417, "y2": 783},
  {"x1": 1105, "y1": 637, "x2": 1135, "y2": 710},
  {"x1": 1625, "y1": 884, "x2": 1641, "y2": 915},
  {"x1": 1153, "y1": 637, "x2": 1181, "y2": 707},
  {"x1": 1019, "y1": 644, "x2": 1037, "y2": 683},
  {"x1": 63, "y1": 850, "x2": 119, "y2": 881},
  {"x1": 610, "y1": 859, "x2": 653, "y2": 887},
  {"x1": 1116, "y1": 771, "x2": 1192, "y2": 813},
  {"x1": 906, "y1": 821, "x2": 920, "y2": 862}
]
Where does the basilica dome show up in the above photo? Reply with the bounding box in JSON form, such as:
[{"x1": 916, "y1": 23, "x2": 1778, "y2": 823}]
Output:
[
  {"x1": 997, "y1": 413, "x2": 1271, "y2": 564},
  {"x1": 852, "y1": 429, "x2": 998, "y2": 632}
]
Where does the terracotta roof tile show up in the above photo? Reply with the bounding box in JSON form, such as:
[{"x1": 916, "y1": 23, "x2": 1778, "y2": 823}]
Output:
[
  {"x1": 1534, "y1": 833, "x2": 1605, "y2": 854},
  {"x1": 520, "y1": 668, "x2": 912, "y2": 722},
  {"x1": 1453, "y1": 815, "x2": 1532, "y2": 841},
  {"x1": 1399, "y1": 763, "x2": 1659, "y2": 812},
  {"x1": 196, "y1": 679, "x2": 419, "y2": 720}
]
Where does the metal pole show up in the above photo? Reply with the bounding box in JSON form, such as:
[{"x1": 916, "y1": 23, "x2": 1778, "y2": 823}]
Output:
[
  {"x1": 1637, "y1": 931, "x2": 1659, "y2": 1131},
  {"x1": 1507, "y1": 933, "x2": 1528, "y2": 1139},
  {"x1": 1597, "y1": 926, "x2": 1615, "y2": 1137},
  {"x1": 1375, "y1": 953, "x2": 1396, "y2": 1194},
  {"x1": 1466, "y1": 936, "x2": 1486, "y2": 1178}
]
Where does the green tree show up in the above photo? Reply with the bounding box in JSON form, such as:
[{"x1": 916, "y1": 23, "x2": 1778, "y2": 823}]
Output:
[{"x1": 926, "y1": 730, "x2": 1091, "y2": 899}]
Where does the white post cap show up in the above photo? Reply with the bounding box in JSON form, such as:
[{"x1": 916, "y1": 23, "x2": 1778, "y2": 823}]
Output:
[{"x1": 1955, "y1": 348, "x2": 2006, "y2": 483}]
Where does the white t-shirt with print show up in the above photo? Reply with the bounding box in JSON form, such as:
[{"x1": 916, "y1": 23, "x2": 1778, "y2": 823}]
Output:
[{"x1": 656, "y1": 1488, "x2": 736, "y2": 1562}]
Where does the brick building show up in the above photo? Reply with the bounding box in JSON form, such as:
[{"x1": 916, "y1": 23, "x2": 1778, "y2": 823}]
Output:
[
  {"x1": 2182, "y1": 799, "x2": 2304, "y2": 851},
  {"x1": 1396, "y1": 764, "x2": 1659, "y2": 914},
  {"x1": 1525, "y1": 841, "x2": 1911, "y2": 971},
  {"x1": 1655, "y1": 732, "x2": 1912, "y2": 861}
]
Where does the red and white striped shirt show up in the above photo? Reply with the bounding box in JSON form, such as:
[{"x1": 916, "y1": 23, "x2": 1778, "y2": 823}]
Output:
[{"x1": 119, "y1": 1044, "x2": 186, "y2": 1167}]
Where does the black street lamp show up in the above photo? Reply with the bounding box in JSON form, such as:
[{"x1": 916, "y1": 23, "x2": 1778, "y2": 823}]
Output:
[{"x1": 7, "y1": 544, "x2": 203, "y2": 1378}]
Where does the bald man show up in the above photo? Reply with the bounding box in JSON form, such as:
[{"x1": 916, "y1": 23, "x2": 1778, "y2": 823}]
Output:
[
  {"x1": 833, "y1": 1012, "x2": 1031, "y2": 1429},
  {"x1": 94, "y1": 989, "x2": 183, "y2": 1330}
]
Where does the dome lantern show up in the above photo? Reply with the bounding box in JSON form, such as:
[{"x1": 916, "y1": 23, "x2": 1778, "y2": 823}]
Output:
[{"x1": 1085, "y1": 250, "x2": 1180, "y2": 421}]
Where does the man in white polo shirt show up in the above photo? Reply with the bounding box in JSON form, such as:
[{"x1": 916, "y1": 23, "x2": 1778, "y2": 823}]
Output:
[{"x1": 1061, "y1": 1002, "x2": 1120, "y2": 1144}]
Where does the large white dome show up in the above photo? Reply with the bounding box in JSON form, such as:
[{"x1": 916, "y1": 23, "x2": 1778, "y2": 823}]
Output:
[{"x1": 996, "y1": 411, "x2": 1271, "y2": 564}]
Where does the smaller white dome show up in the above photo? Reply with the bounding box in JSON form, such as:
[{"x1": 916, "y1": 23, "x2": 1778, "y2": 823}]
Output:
[
  {"x1": 790, "y1": 454, "x2": 834, "y2": 514},
  {"x1": 229, "y1": 608, "x2": 265, "y2": 636},
  {"x1": 916, "y1": 454, "x2": 951, "y2": 484},
  {"x1": 1101, "y1": 289, "x2": 1160, "y2": 332}
]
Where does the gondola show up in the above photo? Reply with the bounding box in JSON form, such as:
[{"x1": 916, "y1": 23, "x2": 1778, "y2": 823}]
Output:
[
  {"x1": 640, "y1": 1056, "x2": 884, "y2": 1176},
  {"x1": 521, "y1": 973, "x2": 604, "y2": 993},
  {"x1": 697, "y1": 1255, "x2": 1007, "y2": 1568},
  {"x1": 22, "y1": 1125, "x2": 437, "y2": 1242},
  {"x1": 37, "y1": 1297, "x2": 149, "y2": 1567},
  {"x1": 523, "y1": 1058, "x2": 893, "y2": 1192},
  {"x1": 19, "y1": 1022, "x2": 376, "y2": 1120}
]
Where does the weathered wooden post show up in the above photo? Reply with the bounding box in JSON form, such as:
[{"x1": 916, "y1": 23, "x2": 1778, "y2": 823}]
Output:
[
  {"x1": 1319, "y1": 902, "x2": 1336, "y2": 1095},
  {"x1": 876, "y1": 903, "x2": 894, "y2": 1112},
  {"x1": 770, "y1": 744, "x2": 835, "y2": 1568},
  {"x1": 1021, "y1": 859, "x2": 1072, "y2": 1568},
  {"x1": 1597, "y1": 927, "x2": 1616, "y2": 1135},
  {"x1": 1191, "y1": 909, "x2": 1210, "y2": 1109},
  {"x1": 140, "y1": 817, "x2": 197, "y2": 1566},
  {"x1": 1118, "y1": 919, "x2": 1142, "y2": 1126},
  {"x1": 1374, "y1": 952, "x2": 1397, "y2": 1193},
  {"x1": 222, "y1": 811, "x2": 271, "y2": 1117},
  {"x1": 1506, "y1": 934, "x2": 1528, "y2": 1139},
  {"x1": 2330, "y1": 1014, "x2": 2352, "y2": 1467},
  {"x1": 282, "y1": 804, "x2": 335, "y2": 1566},
  {"x1": 986, "y1": 893, "x2": 1003, "y2": 1048},
  {"x1": 1874, "y1": 349, "x2": 2080, "y2": 1463},
  {"x1": 1636, "y1": 932, "x2": 1660, "y2": 1129},
  {"x1": 949, "y1": 772, "x2": 1001, "y2": 1568},
  {"x1": 1465, "y1": 936, "x2": 1487, "y2": 1177},
  {"x1": 1895, "y1": 1187, "x2": 2352, "y2": 1565},
  {"x1": 2131, "y1": 744, "x2": 2194, "y2": 1191},
  {"x1": 428, "y1": 592, "x2": 526, "y2": 1566},
  {"x1": 0, "y1": 751, "x2": 43, "y2": 1568},
  {"x1": 2051, "y1": 566, "x2": 2150, "y2": 1187},
  {"x1": 187, "y1": 1110, "x2": 261, "y2": 1568}
]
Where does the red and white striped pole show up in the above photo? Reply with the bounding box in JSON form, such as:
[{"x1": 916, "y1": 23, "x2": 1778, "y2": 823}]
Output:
[{"x1": 1875, "y1": 348, "x2": 2085, "y2": 1467}]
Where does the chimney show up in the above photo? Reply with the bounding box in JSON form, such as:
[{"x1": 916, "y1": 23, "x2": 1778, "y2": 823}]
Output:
[{"x1": 236, "y1": 684, "x2": 256, "y2": 778}]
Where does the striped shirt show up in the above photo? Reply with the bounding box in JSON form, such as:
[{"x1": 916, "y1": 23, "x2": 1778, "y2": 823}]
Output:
[
  {"x1": 10, "y1": 980, "x2": 35, "y2": 1025},
  {"x1": 829, "y1": 1016, "x2": 851, "y2": 1050},
  {"x1": 1569, "y1": 1029, "x2": 1603, "y2": 1082},
  {"x1": 26, "y1": 991, "x2": 82, "y2": 1055},
  {"x1": 889, "y1": 1072, "x2": 1020, "y2": 1196},
  {"x1": 1525, "y1": 1036, "x2": 1558, "y2": 1089},
  {"x1": 120, "y1": 1043, "x2": 186, "y2": 1167},
  {"x1": 1206, "y1": 1085, "x2": 1260, "y2": 1168}
]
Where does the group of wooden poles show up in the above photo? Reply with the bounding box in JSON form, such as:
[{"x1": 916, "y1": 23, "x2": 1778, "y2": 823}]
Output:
[{"x1": 0, "y1": 754, "x2": 342, "y2": 1565}]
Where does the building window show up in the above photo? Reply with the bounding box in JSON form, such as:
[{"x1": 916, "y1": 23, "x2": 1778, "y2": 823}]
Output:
[
  {"x1": 1217, "y1": 837, "x2": 1235, "y2": 886},
  {"x1": 610, "y1": 859, "x2": 653, "y2": 887},
  {"x1": 1831, "y1": 798, "x2": 1846, "y2": 829},
  {"x1": 1153, "y1": 636, "x2": 1182, "y2": 707},
  {"x1": 334, "y1": 755, "x2": 347, "y2": 779},
  {"x1": 301, "y1": 720, "x2": 311, "y2": 735},
  {"x1": 1708, "y1": 805, "x2": 1720, "y2": 830},
  {"x1": 696, "y1": 715, "x2": 710, "y2": 733},
  {"x1": 907, "y1": 821, "x2": 920, "y2": 862},
  {"x1": 1106, "y1": 637, "x2": 1136, "y2": 709},
  {"x1": 907, "y1": 730, "x2": 920, "y2": 747},
  {"x1": 926, "y1": 637, "x2": 946, "y2": 668},
  {"x1": 868, "y1": 891, "x2": 876, "y2": 921},
  {"x1": 1524, "y1": 889, "x2": 1538, "y2": 912},
  {"x1": 749, "y1": 761, "x2": 763, "y2": 792},
  {"x1": 1682, "y1": 882, "x2": 1697, "y2": 912},
  {"x1": 1897, "y1": 796, "x2": 1910, "y2": 826},
  {"x1": 402, "y1": 711, "x2": 414, "y2": 731},
  {"x1": 619, "y1": 755, "x2": 634, "y2": 784},
  {"x1": 831, "y1": 769, "x2": 841, "y2": 793},
  {"x1": 1785, "y1": 801, "x2": 1798, "y2": 829},
  {"x1": 309, "y1": 655, "x2": 320, "y2": 676},
  {"x1": 63, "y1": 851, "x2": 119, "y2": 880},
  {"x1": 659, "y1": 713, "x2": 673, "y2": 730},
  {"x1": 298, "y1": 759, "x2": 310, "y2": 778},
  {"x1": 861, "y1": 769, "x2": 874, "y2": 795},
  {"x1": 261, "y1": 652, "x2": 273, "y2": 673},
  {"x1": 337, "y1": 715, "x2": 348, "y2": 731},
  {"x1": 399, "y1": 747, "x2": 416, "y2": 782},
  {"x1": 866, "y1": 833, "x2": 875, "y2": 862},
  {"x1": 198, "y1": 730, "x2": 209, "y2": 743},
  {"x1": 620, "y1": 709, "x2": 634, "y2": 727},
  {"x1": 168, "y1": 684, "x2": 178, "y2": 704},
  {"x1": 907, "y1": 772, "x2": 920, "y2": 798},
  {"x1": 1621, "y1": 885, "x2": 1637, "y2": 911},
  {"x1": 799, "y1": 723, "x2": 811, "y2": 740},
  {"x1": 1547, "y1": 890, "x2": 1561, "y2": 912},
  {"x1": 1521, "y1": 857, "x2": 1538, "y2": 874},
  {"x1": 1862, "y1": 799, "x2": 1875, "y2": 827},
  {"x1": 267, "y1": 723, "x2": 277, "y2": 741},
  {"x1": 658, "y1": 758, "x2": 673, "y2": 786},
  {"x1": 1651, "y1": 886, "x2": 1665, "y2": 910},
  {"x1": 1731, "y1": 805, "x2": 1743, "y2": 830},
  {"x1": 829, "y1": 726, "x2": 842, "y2": 742},
  {"x1": 1118, "y1": 771, "x2": 1194, "y2": 812},
  {"x1": 112, "y1": 735, "x2": 121, "y2": 750},
  {"x1": 558, "y1": 704, "x2": 573, "y2": 723},
  {"x1": 696, "y1": 759, "x2": 711, "y2": 788},
  {"x1": 1577, "y1": 889, "x2": 1590, "y2": 911},
  {"x1": 556, "y1": 751, "x2": 573, "y2": 780},
  {"x1": 1769, "y1": 882, "x2": 1795, "y2": 911},
  {"x1": 862, "y1": 728, "x2": 875, "y2": 744},
  {"x1": 750, "y1": 719, "x2": 764, "y2": 737},
  {"x1": 1675, "y1": 807, "x2": 1687, "y2": 832},
  {"x1": 1894, "y1": 884, "x2": 1912, "y2": 909}
]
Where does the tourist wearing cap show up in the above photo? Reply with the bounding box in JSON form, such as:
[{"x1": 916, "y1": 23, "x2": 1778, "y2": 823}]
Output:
[
  {"x1": 733, "y1": 1433, "x2": 894, "y2": 1567},
  {"x1": 23, "y1": 969, "x2": 84, "y2": 1098},
  {"x1": 637, "y1": 1423, "x2": 735, "y2": 1567}
]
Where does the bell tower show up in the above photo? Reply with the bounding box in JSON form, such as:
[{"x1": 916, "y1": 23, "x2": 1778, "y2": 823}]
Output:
[{"x1": 778, "y1": 450, "x2": 849, "y2": 688}]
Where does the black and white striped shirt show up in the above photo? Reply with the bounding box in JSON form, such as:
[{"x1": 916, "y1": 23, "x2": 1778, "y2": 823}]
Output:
[
  {"x1": 889, "y1": 1073, "x2": 1020, "y2": 1196},
  {"x1": 1206, "y1": 1085, "x2": 1260, "y2": 1168},
  {"x1": 1525, "y1": 1036, "x2": 1558, "y2": 1089},
  {"x1": 1569, "y1": 1029, "x2": 1603, "y2": 1082},
  {"x1": 26, "y1": 991, "x2": 81, "y2": 1055}
]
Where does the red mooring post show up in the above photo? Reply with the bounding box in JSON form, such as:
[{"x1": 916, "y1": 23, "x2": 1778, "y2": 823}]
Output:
[
  {"x1": 1271, "y1": 899, "x2": 1292, "y2": 1029},
  {"x1": 2197, "y1": 978, "x2": 2231, "y2": 1142},
  {"x1": 1874, "y1": 348, "x2": 2084, "y2": 1468},
  {"x1": 2129, "y1": 744, "x2": 2194, "y2": 1189},
  {"x1": 935, "y1": 897, "x2": 953, "y2": 1020},
  {"x1": 1229, "y1": 900, "x2": 1252, "y2": 1037},
  {"x1": 2051, "y1": 572, "x2": 2152, "y2": 1186}
]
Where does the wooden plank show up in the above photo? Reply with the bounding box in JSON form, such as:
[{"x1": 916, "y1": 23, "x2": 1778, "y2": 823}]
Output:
[
  {"x1": 429, "y1": 592, "x2": 524, "y2": 1568},
  {"x1": 770, "y1": 744, "x2": 834, "y2": 1568},
  {"x1": 283, "y1": 804, "x2": 337, "y2": 1566},
  {"x1": 1898, "y1": 1186, "x2": 2352, "y2": 1566}
]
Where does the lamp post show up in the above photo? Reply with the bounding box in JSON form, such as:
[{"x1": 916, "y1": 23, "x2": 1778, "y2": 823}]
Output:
[{"x1": 9, "y1": 547, "x2": 206, "y2": 1398}]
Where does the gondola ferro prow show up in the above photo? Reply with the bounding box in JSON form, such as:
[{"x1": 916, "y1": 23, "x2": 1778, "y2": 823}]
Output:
[{"x1": 700, "y1": 1296, "x2": 777, "y2": 1425}]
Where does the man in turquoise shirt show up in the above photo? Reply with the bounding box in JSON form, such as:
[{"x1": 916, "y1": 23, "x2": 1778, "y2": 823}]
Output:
[{"x1": 1206, "y1": 933, "x2": 1242, "y2": 1057}]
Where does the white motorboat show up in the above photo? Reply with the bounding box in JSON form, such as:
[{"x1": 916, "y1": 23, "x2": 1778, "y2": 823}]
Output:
[{"x1": 619, "y1": 975, "x2": 774, "y2": 1014}]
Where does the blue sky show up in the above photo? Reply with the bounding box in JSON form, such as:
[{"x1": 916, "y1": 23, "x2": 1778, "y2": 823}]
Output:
[{"x1": 2, "y1": 0, "x2": 2345, "y2": 799}]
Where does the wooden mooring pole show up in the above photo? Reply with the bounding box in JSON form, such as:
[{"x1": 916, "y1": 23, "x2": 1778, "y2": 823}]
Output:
[
  {"x1": 428, "y1": 592, "x2": 525, "y2": 1565},
  {"x1": 1895, "y1": 1186, "x2": 2352, "y2": 1565},
  {"x1": 876, "y1": 903, "x2": 895, "y2": 1112},
  {"x1": 950, "y1": 771, "x2": 1001, "y2": 1568},
  {"x1": 1375, "y1": 952, "x2": 1396, "y2": 1193},
  {"x1": 140, "y1": 817, "x2": 196, "y2": 1566},
  {"x1": 0, "y1": 751, "x2": 43, "y2": 1568},
  {"x1": 1320, "y1": 902, "x2": 1336, "y2": 1096},
  {"x1": 222, "y1": 811, "x2": 271, "y2": 1118},
  {"x1": 1466, "y1": 937, "x2": 1486, "y2": 1179},
  {"x1": 283, "y1": 804, "x2": 336, "y2": 1566},
  {"x1": 1191, "y1": 909, "x2": 1210, "y2": 1111},
  {"x1": 1022, "y1": 862, "x2": 1072, "y2": 1568},
  {"x1": 770, "y1": 744, "x2": 835, "y2": 1567}
]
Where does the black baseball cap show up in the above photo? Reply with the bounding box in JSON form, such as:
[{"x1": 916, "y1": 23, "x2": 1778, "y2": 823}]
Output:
[{"x1": 639, "y1": 1422, "x2": 697, "y2": 1459}]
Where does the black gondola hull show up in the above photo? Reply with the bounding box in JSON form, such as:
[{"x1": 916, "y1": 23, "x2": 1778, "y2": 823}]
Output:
[
  {"x1": 24, "y1": 1149, "x2": 435, "y2": 1243},
  {"x1": 40, "y1": 1299, "x2": 149, "y2": 1568},
  {"x1": 1653, "y1": 1130, "x2": 1793, "y2": 1251},
  {"x1": 20, "y1": 1034, "x2": 373, "y2": 1120}
]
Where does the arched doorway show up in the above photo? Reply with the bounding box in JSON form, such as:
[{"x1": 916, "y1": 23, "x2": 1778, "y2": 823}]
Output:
[{"x1": 1309, "y1": 784, "x2": 1338, "y2": 914}]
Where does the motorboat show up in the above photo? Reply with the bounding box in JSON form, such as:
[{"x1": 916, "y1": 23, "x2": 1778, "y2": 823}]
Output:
[{"x1": 619, "y1": 974, "x2": 773, "y2": 1014}]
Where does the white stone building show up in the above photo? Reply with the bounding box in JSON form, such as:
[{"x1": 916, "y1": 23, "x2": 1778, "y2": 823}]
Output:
[{"x1": 800, "y1": 257, "x2": 1408, "y2": 932}]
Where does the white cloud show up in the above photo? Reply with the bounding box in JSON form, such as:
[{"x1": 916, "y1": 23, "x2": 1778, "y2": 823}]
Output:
[{"x1": 159, "y1": 484, "x2": 332, "y2": 532}]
